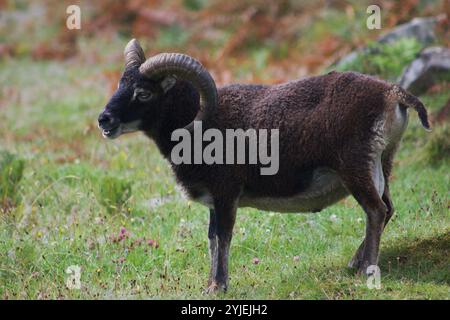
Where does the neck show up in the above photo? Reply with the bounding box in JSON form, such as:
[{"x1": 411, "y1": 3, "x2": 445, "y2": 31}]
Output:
[{"x1": 145, "y1": 81, "x2": 200, "y2": 159}]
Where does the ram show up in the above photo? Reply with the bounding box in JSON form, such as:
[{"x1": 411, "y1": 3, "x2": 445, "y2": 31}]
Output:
[{"x1": 98, "y1": 39, "x2": 430, "y2": 293}]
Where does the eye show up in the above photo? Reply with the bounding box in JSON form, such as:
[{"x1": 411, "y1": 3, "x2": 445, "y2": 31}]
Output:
[{"x1": 136, "y1": 91, "x2": 153, "y2": 102}]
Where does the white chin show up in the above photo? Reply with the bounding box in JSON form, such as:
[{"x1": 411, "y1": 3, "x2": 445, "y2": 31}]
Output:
[{"x1": 102, "y1": 127, "x2": 122, "y2": 139}]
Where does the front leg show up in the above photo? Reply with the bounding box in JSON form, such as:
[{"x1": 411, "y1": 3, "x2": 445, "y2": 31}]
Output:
[
  {"x1": 205, "y1": 199, "x2": 237, "y2": 293},
  {"x1": 207, "y1": 209, "x2": 218, "y2": 287}
]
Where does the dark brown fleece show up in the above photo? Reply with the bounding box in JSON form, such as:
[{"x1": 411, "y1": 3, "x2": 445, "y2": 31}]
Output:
[{"x1": 150, "y1": 71, "x2": 422, "y2": 201}]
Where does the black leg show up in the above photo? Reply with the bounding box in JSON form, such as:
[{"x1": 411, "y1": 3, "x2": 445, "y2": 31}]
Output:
[
  {"x1": 349, "y1": 166, "x2": 395, "y2": 269},
  {"x1": 341, "y1": 170, "x2": 387, "y2": 274},
  {"x1": 381, "y1": 183, "x2": 394, "y2": 225},
  {"x1": 207, "y1": 209, "x2": 218, "y2": 286},
  {"x1": 205, "y1": 199, "x2": 237, "y2": 293}
]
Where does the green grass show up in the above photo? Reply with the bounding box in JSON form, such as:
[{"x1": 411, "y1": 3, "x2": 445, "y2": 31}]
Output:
[
  {"x1": 0, "y1": 151, "x2": 25, "y2": 212},
  {"x1": 0, "y1": 51, "x2": 449, "y2": 300},
  {"x1": 335, "y1": 38, "x2": 424, "y2": 81}
]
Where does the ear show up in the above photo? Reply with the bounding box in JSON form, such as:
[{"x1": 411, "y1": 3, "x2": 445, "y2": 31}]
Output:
[{"x1": 160, "y1": 75, "x2": 177, "y2": 93}]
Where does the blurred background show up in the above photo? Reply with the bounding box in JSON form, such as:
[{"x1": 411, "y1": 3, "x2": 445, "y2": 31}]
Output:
[
  {"x1": 0, "y1": 0, "x2": 449, "y2": 299},
  {"x1": 1, "y1": 0, "x2": 449, "y2": 82}
]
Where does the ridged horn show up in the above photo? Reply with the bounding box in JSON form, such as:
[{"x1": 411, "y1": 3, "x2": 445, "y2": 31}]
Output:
[
  {"x1": 139, "y1": 53, "x2": 218, "y2": 118},
  {"x1": 124, "y1": 39, "x2": 145, "y2": 69}
]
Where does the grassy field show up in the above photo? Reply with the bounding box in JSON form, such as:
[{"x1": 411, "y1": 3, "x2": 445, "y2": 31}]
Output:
[{"x1": 0, "y1": 45, "x2": 449, "y2": 299}]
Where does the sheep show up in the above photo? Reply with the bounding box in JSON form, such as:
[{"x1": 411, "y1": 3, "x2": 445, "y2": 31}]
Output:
[{"x1": 97, "y1": 39, "x2": 431, "y2": 293}]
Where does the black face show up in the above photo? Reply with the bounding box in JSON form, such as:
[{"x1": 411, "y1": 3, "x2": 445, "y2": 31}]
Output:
[{"x1": 98, "y1": 67, "x2": 172, "y2": 139}]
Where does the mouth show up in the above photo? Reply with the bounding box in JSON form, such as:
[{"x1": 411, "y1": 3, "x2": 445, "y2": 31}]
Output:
[{"x1": 101, "y1": 125, "x2": 122, "y2": 139}]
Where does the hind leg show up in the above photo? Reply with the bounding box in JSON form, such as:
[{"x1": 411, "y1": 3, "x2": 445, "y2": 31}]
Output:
[
  {"x1": 348, "y1": 154, "x2": 395, "y2": 269},
  {"x1": 381, "y1": 153, "x2": 395, "y2": 225},
  {"x1": 348, "y1": 182, "x2": 394, "y2": 269},
  {"x1": 342, "y1": 155, "x2": 388, "y2": 274}
]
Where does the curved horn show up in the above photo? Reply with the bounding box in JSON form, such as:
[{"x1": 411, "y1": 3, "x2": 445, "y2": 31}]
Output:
[
  {"x1": 139, "y1": 53, "x2": 218, "y2": 118},
  {"x1": 124, "y1": 39, "x2": 145, "y2": 69}
]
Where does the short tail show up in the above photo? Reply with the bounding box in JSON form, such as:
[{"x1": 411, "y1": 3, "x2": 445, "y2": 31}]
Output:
[{"x1": 391, "y1": 85, "x2": 431, "y2": 131}]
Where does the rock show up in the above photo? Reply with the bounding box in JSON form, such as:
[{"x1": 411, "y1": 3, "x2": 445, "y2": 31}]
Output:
[
  {"x1": 333, "y1": 48, "x2": 365, "y2": 69},
  {"x1": 399, "y1": 47, "x2": 450, "y2": 94},
  {"x1": 334, "y1": 50, "x2": 361, "y2": 68},
  {"x1": 378, "y1": 16, "x2": 440, "y2": 46},
  {"x1": 333, "y1": 15, "x2": 444, "y2": 69},
  {"x1": 433, "y1": 98, "x2": 450, "y2": 125}
]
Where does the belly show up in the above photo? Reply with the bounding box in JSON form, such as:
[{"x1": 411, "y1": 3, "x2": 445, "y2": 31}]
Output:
[
  {"x1": 239, "y1": 167, "x2": 348, "y2": 213},
  {"x1": 190, "y1": 167, "x2": 349, "y2": 213}
]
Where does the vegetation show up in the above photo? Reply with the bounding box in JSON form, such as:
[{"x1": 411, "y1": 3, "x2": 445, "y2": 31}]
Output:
[
  {"x1": 424, "y1": 124, "x2": 450, "y2": 166},
  {"x1": 95, "y1": 176, "x2": 133, "y2": 214},
  {"x1": 335, "y1": 38, "x2": 424, "y2": 81},
  {"x1": 0, "y1": 152, "x2": 25, "y2": 213},
  {"x1": 0, "y1": 0, "x2": 448, "y2": 299}
]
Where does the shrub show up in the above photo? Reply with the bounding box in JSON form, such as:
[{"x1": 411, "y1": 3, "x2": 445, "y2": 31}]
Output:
[
  {"x1": 336, "y1": 38, "x2": 423, "y2": 81},
  {"x1": 424, "y1": 124, "x2": 450, "y2": 166},
  {"x1": 95, "y1": 176, "x2": 132, "y2": 214},
  {"x1": 0, "y1": 151, "x2": 25, "y2": 212}
]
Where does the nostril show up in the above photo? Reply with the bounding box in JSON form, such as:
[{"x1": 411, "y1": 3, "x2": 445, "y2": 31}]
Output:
[{"x1": 98, "y1": 113, "x2": 112, "y2": 127}]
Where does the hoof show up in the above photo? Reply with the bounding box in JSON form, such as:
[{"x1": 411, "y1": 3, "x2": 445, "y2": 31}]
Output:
[
  {"x1": 347, "y1": 256, "x2": 359, "y2": 269},
  {"x1": 348, "y1": 254, "x2": 364, "y2": 269},
  {"x1": 348, "y1": 244, "x2": 365, "y2": 269},
  {"x1": 356, "y1": 262, "x2": 373, "y2": 277},
  {"x1": 355, "y1": 267, "x2": 365, "y2": 277},
  {"x1": 204, "y1": 281, "x2": 227, "y2": 294}
]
